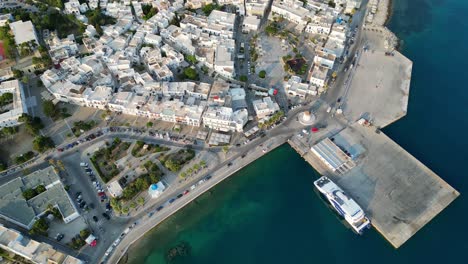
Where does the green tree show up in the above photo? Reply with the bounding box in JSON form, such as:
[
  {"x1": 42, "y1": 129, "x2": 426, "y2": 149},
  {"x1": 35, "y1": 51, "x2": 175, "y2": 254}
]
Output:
[
  {"x1": 199, "y1": 160, "x2": 207, "y2": 168},
  {"x1": 137, "y1": 197, "x2": 145, "y2": 206},
  {"x1": 165, "y1": 159, "x2": 181, "y2": 172},
  {"x1": 193, "y1": 163, "x2": 200, "y2": 171},
  {"x1": 202, "y1": 3, "x2": 220, "y2": 16},
  {"x1": 146, "y1": 121, "x2": 153, "y2": 127},
  {"x1": 258, "y1": 70, "x2": 266, "y2": 78},
  {"x1": 22, "y1": 188, "x2": 38, "y2": 200},
  {"x1": 121, "y1": 207, "x2": 129, "y2": 214},
  {"x1": 12, "y1": 69, "x2": 23, "y2": 79},
  {"x1": 19, "y1": 114, "x2": 44, "y2": 135},
  {"x1": 186, "y1": 168, "x2": 193, "y2": 175},
  {"x1": 239, "y1": 75, "x2": 248, "y2": 82},
  {"x1": 183, "y1": 67, "x2": 199, "y2": 80},
  {"x1": 35, "y1": 185, "x2": 46, "y2": 193},
  {"x1": 33, "y1": 136, "x2": 55, "y2": 153},
  {"x1": 179, "y1": 171, "x2": 187, "y2": 178},
  {"x1": 42, "y1": 100, "x2": 58, "y2": 118},
  {"x1": 80, "y1": 229, "x2": 91, "y2": 239},
  {"x1": 142, "y1": 4, "x2": 158, "y2": 20},
  {"x1": 328, "y1": 1, "x2": 336, "y2": 8},
  {"x1": 185, "y1": 54, "x2": 197, "y2": 64},
  {"x1": 29, "y1": 218, "x2": 49, "y2": 236},
  {"x1": 129, "y1": 202, "x2": 136, "y2": 209},
  {"x1": 222, "y1": 146, "x2": 229, "y2": 154}
]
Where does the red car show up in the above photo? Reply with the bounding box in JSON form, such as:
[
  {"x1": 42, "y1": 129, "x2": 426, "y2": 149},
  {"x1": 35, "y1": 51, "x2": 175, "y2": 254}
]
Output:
[
  {"x1": 183, "y1": 190, "x2": 189, "y2": 195},
  {"x1": 98, "y1": 192, "x2": 106, "y2": 197},
  {"x1": 57, "y1": 148, "x2": 64, "y2": 152}
]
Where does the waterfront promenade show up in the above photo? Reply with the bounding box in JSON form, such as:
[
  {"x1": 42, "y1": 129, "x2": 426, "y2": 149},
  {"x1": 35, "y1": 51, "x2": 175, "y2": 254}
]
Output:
[{"x1": 105, "y1": 133, "x2": 291, "y2": 264}]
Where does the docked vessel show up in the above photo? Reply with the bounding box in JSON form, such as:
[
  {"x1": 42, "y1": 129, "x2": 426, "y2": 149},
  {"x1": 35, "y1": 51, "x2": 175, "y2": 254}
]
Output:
[{"x1": 314, "y1": 176, "x2": 371, "y2": 234}]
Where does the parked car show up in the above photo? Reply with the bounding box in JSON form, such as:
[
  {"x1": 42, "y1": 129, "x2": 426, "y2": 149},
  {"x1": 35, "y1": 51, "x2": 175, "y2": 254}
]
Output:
[
  {"x1": 93, "y1": 216, "x2": 98, "y2": 222},
  {"x1": 55, "y1": 233, "x2": 64, "y2": 242},
  {"x1": 169, "y1": 198, "x2": 175, "y2": 203},
  {"x1": 177, "y1": 194, "x2": 183, "y2": 198},
  {"x1": 80, "y1": 162, "x2": 88, "y2": 167},
  {"x1": 102, "y1": 213, "x2": 110, "y2": 220},
  {"x1": 183, "y1": 190, "x2": 189, "y2": 195},
  {"x1": 156, "y1": 206, "x2": 164, "y2": 211}
]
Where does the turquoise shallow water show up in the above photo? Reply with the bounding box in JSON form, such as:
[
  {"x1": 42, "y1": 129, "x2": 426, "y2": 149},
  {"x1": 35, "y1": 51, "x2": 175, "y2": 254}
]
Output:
[{"x1": 126, "y1": 0, "x2": 468, "y2": 263}]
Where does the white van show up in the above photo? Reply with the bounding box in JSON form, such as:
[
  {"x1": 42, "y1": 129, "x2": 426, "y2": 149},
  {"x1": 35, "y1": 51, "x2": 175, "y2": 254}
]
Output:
[{"x1": 80, "y1": 162, "x2": 88, "y2": 167}]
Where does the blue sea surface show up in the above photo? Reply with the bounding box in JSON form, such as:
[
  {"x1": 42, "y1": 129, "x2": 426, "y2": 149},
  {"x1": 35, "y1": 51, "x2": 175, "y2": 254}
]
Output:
[{"x1": 126, "y1": 1, "x2": 468, "y2": 263}]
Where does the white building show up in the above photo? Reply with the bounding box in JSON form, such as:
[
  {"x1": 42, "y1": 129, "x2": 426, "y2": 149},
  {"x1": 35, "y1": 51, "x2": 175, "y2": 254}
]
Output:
[
  {"x1": 0, "y1": 80, "x2": 28, "y2": 128},
  {"x1": 185, "y1": 0, "x2": 213, "y2": 9},
  {"x1": 253, "y1": 97, "x2": 280, "y2": 119},
  {"x1": 309, "y1": 65, "x2": 329, "y2": 88},
  {"x1": 242, "y1": 16, "x2": 261, "y2": 32},
  {"x1": 313, "y1": 47, "x2": 336, "y2": 69},
  {"x1": 47, "y1": 34, "x2": 79, "y2": 64},
  {"x1": 0, "y1": 166, "x2": 80, "y2": 229},
  {"x1": 305, "y1": 19, "x2": 333, "y2": 35},
  {"x1": 285, "y1": 75, "x2": 317, "y2": 97},
  {"x1": 246, "y1": 0, "x2": 268, "y2": 17},
  {"x1": 202, "y1": 106, "x2": 248, "y2": 132},
  {"x1": 214, "y1": 42, "x2": 235, "y2": 78},
  {"x1": 0, "y1": 225, "x2": 83, "y2": 264},
  {"x1": 9, "y1": 20, "x2": 39, "y2": 46},
  {"x1": 271, "y1": 0, "x2": 312, "y2": 24},
  {"x1": 0, "y1": 13, "x2": 12, "y2": 27},
  {"x1": 148, "y1": 182, "x2": 166, "y2": 199},
  {"x1": 107, "y1": 181, "x2": 123, "y2": 198}
]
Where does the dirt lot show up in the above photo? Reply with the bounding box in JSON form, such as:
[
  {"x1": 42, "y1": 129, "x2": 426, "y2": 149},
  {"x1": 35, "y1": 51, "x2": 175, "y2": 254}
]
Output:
[{"x1": 0, "y1": 126, "x2": 35, "y2": 165}]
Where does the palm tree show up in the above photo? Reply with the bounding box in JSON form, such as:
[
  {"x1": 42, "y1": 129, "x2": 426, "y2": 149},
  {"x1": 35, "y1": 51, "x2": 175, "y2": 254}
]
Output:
[
  {"x1": 187, "y1": 168, "x2": 193, "y2": 175},
  {"x1": 137, "y1": 197, "x2": 145, "y2": 206},
  {"x1": 199, "y1": 160, "x2": 207, "y2": 168}
]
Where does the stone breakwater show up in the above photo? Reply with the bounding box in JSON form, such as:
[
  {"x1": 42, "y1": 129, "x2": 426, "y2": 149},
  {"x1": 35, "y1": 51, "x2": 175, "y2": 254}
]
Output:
[{"x1": 365, "y1": 0, "x2": 398, "y2": 50}]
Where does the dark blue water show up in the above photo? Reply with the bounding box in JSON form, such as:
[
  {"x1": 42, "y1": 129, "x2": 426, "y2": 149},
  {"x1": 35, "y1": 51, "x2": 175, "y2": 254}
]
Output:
[{"x1": 126, "y1": 1, "x2": 468, "y2": 263}]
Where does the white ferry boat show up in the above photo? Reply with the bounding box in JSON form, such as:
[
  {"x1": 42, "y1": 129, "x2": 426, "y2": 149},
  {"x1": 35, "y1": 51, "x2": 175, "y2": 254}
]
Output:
[{"x1": 314, "y1": 176, "x2": 371, "y2": 234}]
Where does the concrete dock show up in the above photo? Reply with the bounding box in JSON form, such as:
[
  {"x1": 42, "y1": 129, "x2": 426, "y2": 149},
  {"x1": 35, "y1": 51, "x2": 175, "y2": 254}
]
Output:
[
  {"x1": 341, "y1": 47, "x2": 412, "y2": 128},
  {"x1": 289, "y1": 122, "x2": 459, "y2": 248}
]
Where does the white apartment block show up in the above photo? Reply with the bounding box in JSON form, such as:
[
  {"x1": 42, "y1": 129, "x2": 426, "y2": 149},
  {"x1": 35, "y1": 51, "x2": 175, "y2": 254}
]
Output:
[
  {"x1": 309, "y1": 65, "x2": 329, "y2": 88},
  {"x1": 185, "y1": 0, "x2": 213, "y2": 9},
  {"x1": 313, "y1": 47, "x2": 336, "y2": 69},
  {"x1": 0, "y1": 225, "x2": 83, "y2": 264},
  {"x1": 246, "y1": 0, "x2": 268, "y2": 17},
  {"x1": 47, "y1": 34, "x2": 79, "y2": 64},
  {"x1": 202, "y1": 106, "x2": 248, "y2": 132},
  {"x1": 271, "y1": 0, "x2": 313, "y2": 25},
  {"x1": 0, "y1": 80, "x2": 28, "y2": 128},
  {"x1": 345, "y1": 0, "x2": 362, "y2": 13},
  {"x1": 305, "y1": 18, "x2": 333, "y2": 35},
  {"x1": 253, "y1": 97, "x2": 280, "y2": 119},
  {"x1": 285, "y1": 76, "x2": 317, "y2": 97},
  {"x1": 9, "y1": 20, "x2": 39, "y2": 46},
  {"x1": 243, "y1": 16, "x2": 261, "y2": 32}
]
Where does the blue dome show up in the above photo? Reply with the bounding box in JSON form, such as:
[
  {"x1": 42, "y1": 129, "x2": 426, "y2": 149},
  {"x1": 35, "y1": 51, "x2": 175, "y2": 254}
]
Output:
[{"x1": 150, "y1": 184, "x2": 158, "y2": 190}]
